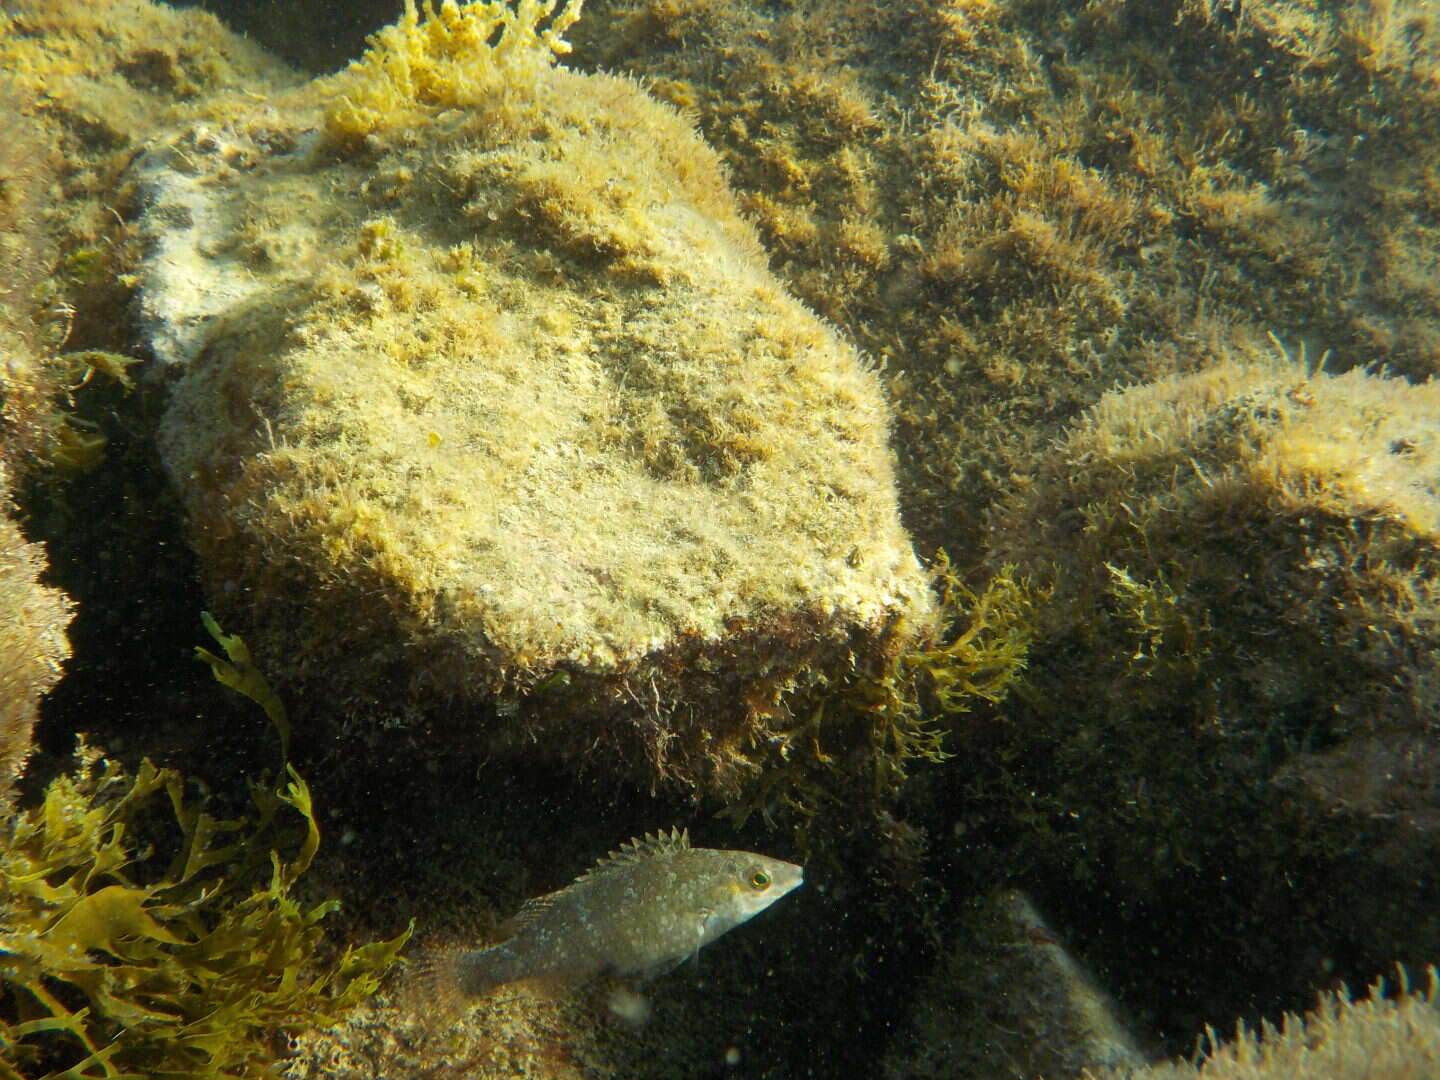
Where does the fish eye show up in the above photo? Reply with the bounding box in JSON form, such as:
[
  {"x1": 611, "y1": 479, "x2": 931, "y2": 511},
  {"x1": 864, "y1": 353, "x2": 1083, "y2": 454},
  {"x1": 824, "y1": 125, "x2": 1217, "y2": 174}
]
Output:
[{"x1": 748, "y1": 869, "x2": 771, "y2": 890}]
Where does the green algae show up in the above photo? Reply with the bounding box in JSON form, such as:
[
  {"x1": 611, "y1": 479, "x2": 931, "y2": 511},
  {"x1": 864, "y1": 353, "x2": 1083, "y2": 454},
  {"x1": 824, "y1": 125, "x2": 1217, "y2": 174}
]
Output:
[{"x1": 0, "y1": 621, "x2": 410, "y2": 1079}]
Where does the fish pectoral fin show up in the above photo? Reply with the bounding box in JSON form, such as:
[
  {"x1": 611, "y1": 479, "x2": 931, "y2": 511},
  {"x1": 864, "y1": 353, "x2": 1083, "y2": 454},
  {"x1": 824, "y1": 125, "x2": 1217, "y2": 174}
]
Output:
[
  {"x1": 505, "y1": 893, "x2": 557, "y2": 933},
  {"x1": 685, "y1": 908, "x2": 714, "y2": 970}
]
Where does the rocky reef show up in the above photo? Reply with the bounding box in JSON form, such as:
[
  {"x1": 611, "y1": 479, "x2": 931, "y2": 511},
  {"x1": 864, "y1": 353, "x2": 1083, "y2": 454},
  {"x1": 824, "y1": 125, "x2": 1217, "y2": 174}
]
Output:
[
  {"x1": 988, "y1": 346, "x2": 1440, "y2": 754},
  {"x1": 934, "y1": 342, "x2": 1440, "y2": 1041},
  {"x1": 0, "y1": 0, "x2": 303, "y2": 802},
  {"x1": 883, "y1": 888, "x2": 1149, "y2": 1079},
  {"x1": 569, "y1": 0, "x2": 1440, "y2": 559},
  {"x1": 4, "y1": 0, "x2": 1440, "y2": 1076}
]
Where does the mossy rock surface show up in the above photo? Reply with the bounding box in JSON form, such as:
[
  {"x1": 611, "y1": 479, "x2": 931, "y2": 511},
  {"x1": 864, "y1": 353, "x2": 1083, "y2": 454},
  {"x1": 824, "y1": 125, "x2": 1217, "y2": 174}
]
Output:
[
  {"x1": 144, "y1": 2, "x2": 932, "y2": 797},
  {"x1": 955, "y1": 348, "x2": 1440, "y2": 1041},
  {"x1": 0, "y1": 472, "x2": 72, "y2": 803},
  {"x1": 568, "y1": 0, "x2": 1440, "y2": 559},
  {"x1": 988, "y1": 348, "x2": 1440, "y2": 740}
]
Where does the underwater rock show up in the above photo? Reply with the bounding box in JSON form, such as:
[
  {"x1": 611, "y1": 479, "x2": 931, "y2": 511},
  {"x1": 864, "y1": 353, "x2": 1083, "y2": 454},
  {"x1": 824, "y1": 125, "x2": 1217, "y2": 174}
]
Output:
[
  {"x1": 882, "y1": 889, "x2": 1147, "y2": 1080},
  {"x1": 0, "y1": 84, "x2": 64, "y2": 475},
  {"x1": 987, "y1": 345, "x2": 1440, "y2": 756},
  {"x1": 568, "y1": 0, "x2": 1440, "y2": 560},
  {"x1": 1277, "y1": 732, "x2": 1440, "y2": 843},
  {"x1": 143, "y1": 0, "x2": 932, "y2": 797},
  {"x1": 0, "y1": 89, "x2": 72, "y2": 785},
  {"x1": 0, "y1": 0, "x2": 300, "y2": 161},
  {"x1": 0, "y1": 471, "x2": 72, "y2": 804},
  {"x1": 960, "y1": 344, "x2": 1440, "y2": 1040},
  {"x1": 0, "y1": 0, "x2": 304, "y2": 476}
]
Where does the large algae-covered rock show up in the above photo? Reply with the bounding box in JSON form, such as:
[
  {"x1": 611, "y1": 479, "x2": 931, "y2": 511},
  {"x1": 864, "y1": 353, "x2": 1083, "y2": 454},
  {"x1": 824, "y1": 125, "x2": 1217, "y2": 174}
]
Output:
[
  {"x1": 957, "y1": 346, "x2": 1440, "y2": 1037},
  {"x1": 987, "y1": 347, "x2": 1440, "y2": 739},
  {"x1": 0, "y1": 467, "x2": 72, "y2": 804},
  {"x1": 979, "y1": 347, "x2": 1440, "y2": 875},
  {"x1": 147, "y1": 0, "x2": 931, "y2": 796},
  {"x1": 0, "y1": 0, "x2": 303, "y2": 476}
]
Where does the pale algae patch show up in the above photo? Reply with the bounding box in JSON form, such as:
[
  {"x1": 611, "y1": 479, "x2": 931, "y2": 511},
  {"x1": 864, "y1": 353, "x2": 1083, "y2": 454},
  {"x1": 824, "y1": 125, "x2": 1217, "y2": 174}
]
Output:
[{"x1": 144, "y1": 0, "x2": 932, "y2": 795}]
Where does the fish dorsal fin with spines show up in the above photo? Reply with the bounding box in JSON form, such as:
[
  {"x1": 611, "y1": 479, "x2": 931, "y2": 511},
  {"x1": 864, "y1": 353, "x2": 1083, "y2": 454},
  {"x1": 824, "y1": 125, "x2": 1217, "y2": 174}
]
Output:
[
  {"x1": 573, "y1": 827, "x2": 690, "y2": 885},
  {"x1": 502, "y1": 829, "x2": 693, "y2": 934}
]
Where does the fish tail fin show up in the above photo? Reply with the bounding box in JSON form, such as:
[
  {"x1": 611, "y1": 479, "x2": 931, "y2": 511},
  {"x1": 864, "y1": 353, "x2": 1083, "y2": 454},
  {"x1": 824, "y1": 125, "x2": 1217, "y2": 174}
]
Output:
[{"x1": 405, "y1": 943, "x2": 506, "y2": 1026}]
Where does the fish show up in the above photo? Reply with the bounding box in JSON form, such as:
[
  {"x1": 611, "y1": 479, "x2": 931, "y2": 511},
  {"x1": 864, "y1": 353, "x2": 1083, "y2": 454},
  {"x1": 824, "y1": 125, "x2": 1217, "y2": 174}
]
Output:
[{"x1": 412, "y1": 827, "x2": 803, "y2": 1015}]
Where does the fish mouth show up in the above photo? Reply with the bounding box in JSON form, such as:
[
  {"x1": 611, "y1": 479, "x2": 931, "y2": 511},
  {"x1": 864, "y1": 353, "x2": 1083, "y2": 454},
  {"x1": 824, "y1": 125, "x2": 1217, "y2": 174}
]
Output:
[{"x1": 776, "y1": 866, "x2": 804, "y2": 897}]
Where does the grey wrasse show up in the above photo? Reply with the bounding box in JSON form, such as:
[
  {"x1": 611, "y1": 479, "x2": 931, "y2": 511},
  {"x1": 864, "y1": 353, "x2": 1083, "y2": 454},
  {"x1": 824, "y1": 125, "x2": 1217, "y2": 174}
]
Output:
[{"x1": 414, "y1": 828, "x2": 802, "y2": 1013}]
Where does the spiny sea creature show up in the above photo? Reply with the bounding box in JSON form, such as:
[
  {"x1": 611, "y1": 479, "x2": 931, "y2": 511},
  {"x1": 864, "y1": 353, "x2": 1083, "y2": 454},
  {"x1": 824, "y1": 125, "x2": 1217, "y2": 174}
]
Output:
[{"x1": 414, "y1": 828, "x2": 803, "y2": 1014}]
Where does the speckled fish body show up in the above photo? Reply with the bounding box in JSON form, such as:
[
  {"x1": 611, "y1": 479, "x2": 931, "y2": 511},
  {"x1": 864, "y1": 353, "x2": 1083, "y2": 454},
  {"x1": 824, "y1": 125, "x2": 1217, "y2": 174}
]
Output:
[{"x1": 426, "y1": 828, "x2": 802, "y2": 1005}]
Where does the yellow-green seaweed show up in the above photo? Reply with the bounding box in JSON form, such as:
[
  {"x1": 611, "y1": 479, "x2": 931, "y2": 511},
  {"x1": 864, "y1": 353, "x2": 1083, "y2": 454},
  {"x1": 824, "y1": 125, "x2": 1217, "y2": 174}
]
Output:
[
  {"x1": 0, "y1": 621, "x2": 410, "y2": 1079},
  {"x1": 723, "y1": 558, "x2": 1038, "y2": 826},
  {"x1": 900, "y1": 556, "x2": 1038, "y2": 716},
  {"x1": 194, "y1": 610, "x2": 290, "y2": 766}
]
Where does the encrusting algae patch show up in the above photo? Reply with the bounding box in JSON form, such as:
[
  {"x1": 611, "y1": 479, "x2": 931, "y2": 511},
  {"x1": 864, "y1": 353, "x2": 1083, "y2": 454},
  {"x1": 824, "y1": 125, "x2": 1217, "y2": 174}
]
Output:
[{"x1": 143, "y1": 0, "x2": 934, "y2": 797}]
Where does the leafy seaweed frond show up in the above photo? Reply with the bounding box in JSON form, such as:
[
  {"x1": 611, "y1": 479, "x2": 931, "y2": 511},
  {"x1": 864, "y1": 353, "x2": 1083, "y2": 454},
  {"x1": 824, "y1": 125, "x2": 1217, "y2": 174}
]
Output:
[
  {"x1": 0, "y1": 622, "x2": 411, "y2": 1079},
  {"x1": 195, "y1": 610, "x2": 290, "y2": 766}
]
